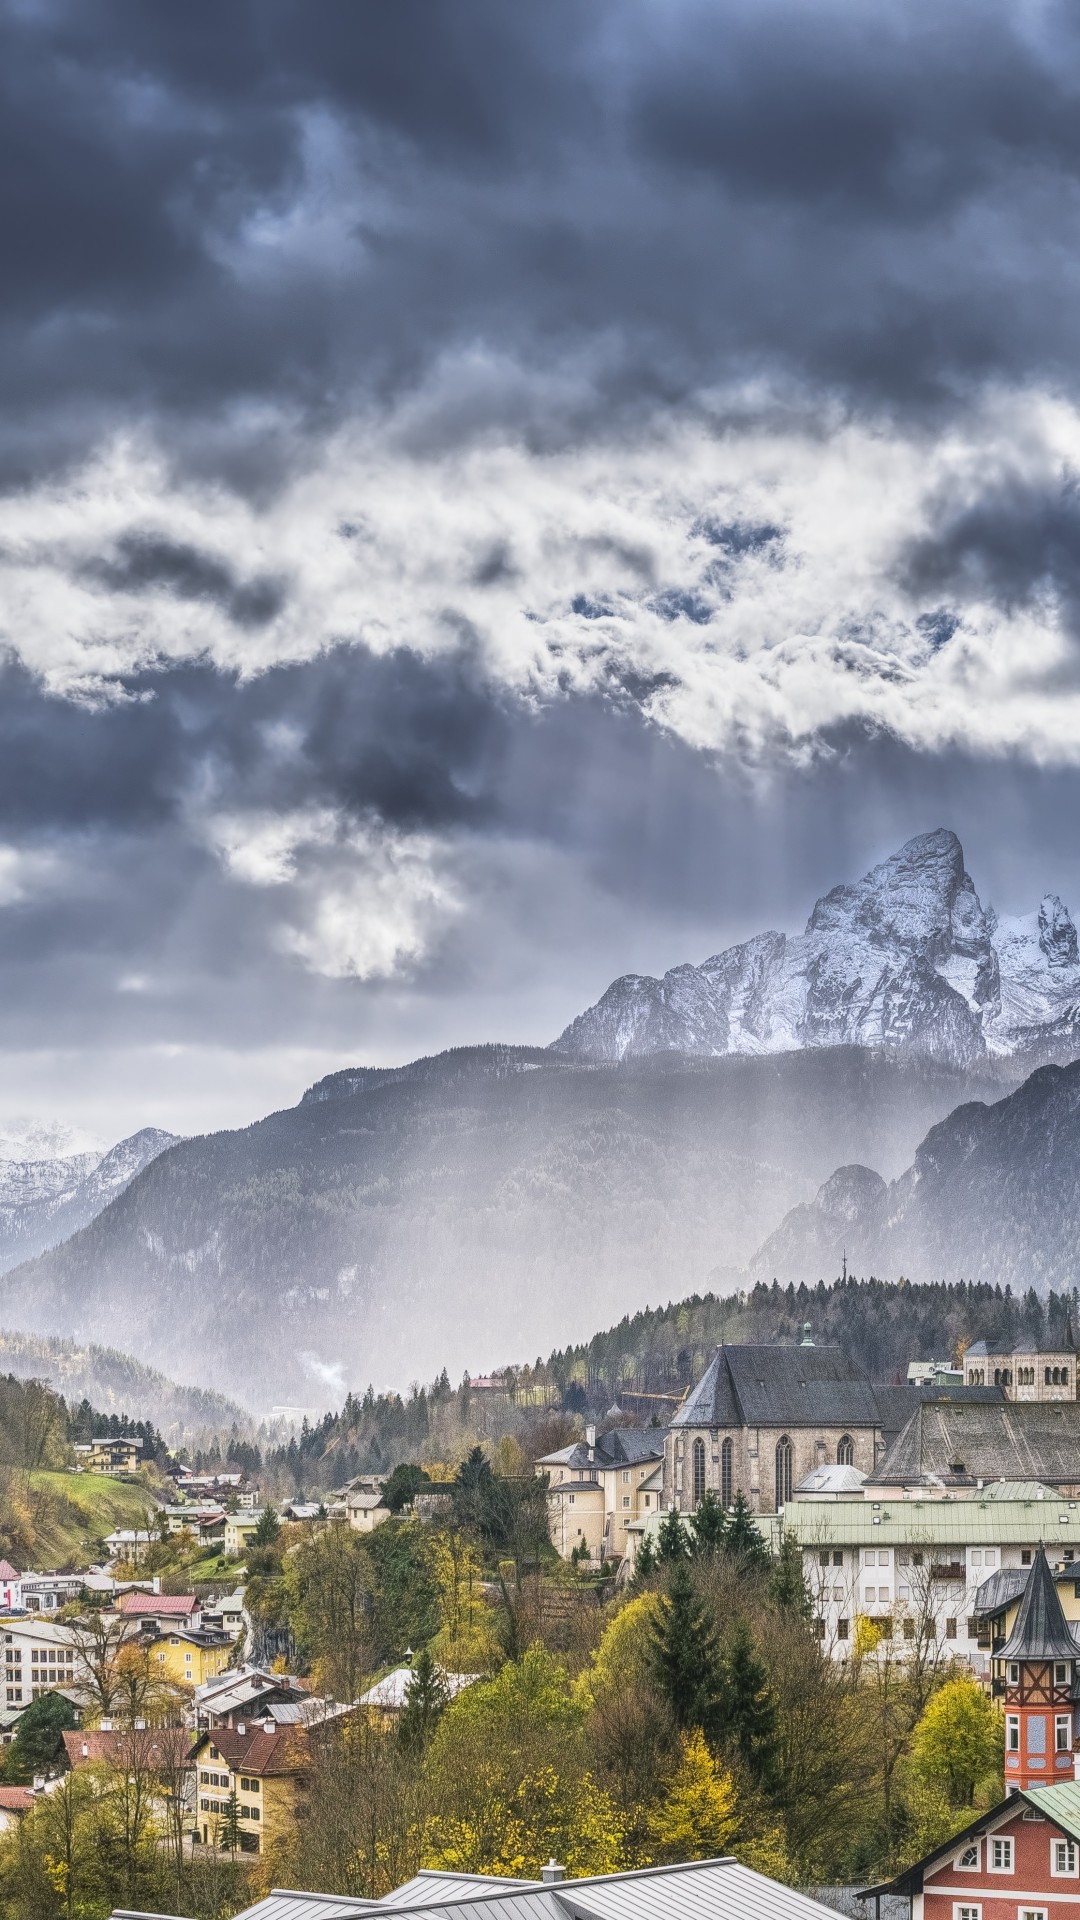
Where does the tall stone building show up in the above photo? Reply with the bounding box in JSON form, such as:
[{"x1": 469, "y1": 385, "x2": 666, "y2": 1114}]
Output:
[
  {"x1": 963, "y1": 1336, "x2": 1077, "y2": 1401},
  {"x1": 664, "y1": 1341, "x2": 888, "y2": 1516}
]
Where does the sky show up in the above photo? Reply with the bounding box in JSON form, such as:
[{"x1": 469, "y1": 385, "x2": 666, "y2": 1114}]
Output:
[{"x1": 7, "y1": 0, "x2": 1080, "y2": 1142}]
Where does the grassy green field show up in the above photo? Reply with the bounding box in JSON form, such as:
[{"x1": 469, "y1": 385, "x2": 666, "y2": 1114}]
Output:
[{"x1": 24, "y1": 1470, "x2": 156, "y2": 1568}]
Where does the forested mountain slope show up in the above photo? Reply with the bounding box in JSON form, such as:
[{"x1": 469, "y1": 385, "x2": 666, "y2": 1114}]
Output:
[
  {"x1": 0, "y1": 1044, "x2": 1005, "y2": 1405},
  {"x1": 753, "y1": 1058, "x2": 1080, "y2": 1289}
]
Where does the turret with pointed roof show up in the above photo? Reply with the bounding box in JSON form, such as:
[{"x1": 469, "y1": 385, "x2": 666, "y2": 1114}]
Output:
[
  {"x1": 997, "y1": 1550, "x2": 1080, "y2": 1792},
  {"x1": 999, "y1": 1548, "x2": 1080, "y2": 1666}
]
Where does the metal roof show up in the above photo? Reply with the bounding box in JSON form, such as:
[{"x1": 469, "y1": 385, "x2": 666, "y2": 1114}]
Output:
[
  {"x1": 770, "y1": 1495, "x2": 1080, "y2": 1547},
  {"x1": 998, "y1": 1549, "x2": 1080, "y2": 1662},
  {"x1": 381, "y1": 1878, "x2": 542, "y2": 1907},
  {"x1": 1024, "y1": 1781, "x2": 1080, "y2": 1844},
  {"x1": 212, "y1": 1858, "x2": 843, "y2": 1920}
]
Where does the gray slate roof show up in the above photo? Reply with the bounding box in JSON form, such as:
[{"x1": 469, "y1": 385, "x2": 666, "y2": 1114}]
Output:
[
  {"x1": 872, "y1": 1397, "x2": 1080, "y2": 1488},
  {"x1": 671, "y1": 1344, "x2": 882, "y2": 1431},
  {"x1": 999, "y1": 1548, "x2": 1080, "y2": 1663},
  {"x1": 539, "y1": 1429, "x2": 663, "y2": 1471}
]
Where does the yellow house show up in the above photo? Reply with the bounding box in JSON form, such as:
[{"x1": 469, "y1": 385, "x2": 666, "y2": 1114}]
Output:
[
  {"x1": 536, "y1": 1425, "x2": 665, "y2": 1565},
  {"x1": 191, "y1": 1725, "x2": 307, "y2": 1854},
  {"x1": 149, "y1": 1628, "x2": 232, "y2": 1689},
  {"x1": 73, "y1": 1436, "x2": 143, "y2": 1473},
  {"x1": 224, "y1": 1512, "x2": 263, "y2": 1557}
]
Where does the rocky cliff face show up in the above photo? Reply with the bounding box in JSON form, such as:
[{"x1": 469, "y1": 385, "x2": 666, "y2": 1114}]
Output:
[
  {"x1": 750, "y1": 1057, "x2": 1080, "y2": 1289},
  {"x1": 553, "y1": 829, "x2": 1080, "y2": 1068}
]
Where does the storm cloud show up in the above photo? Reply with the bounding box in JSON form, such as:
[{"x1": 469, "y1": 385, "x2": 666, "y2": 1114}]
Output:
[{"x1": 5, "y1": 0, "x2": 1080, "y2": 1137}]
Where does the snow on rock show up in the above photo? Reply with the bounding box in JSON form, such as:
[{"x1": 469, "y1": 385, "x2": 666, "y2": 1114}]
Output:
[{"x1": 553, "y1": 829, "x2": 1080, "y2": 1068}]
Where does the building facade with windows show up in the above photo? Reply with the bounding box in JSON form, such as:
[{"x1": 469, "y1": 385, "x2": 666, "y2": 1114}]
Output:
[
  {"x1": 874, "y1": 1779, "x2": 1080, "y2": 1919},
  {"x1": 759, "y1": 1493, "x2": 1080, "y2": 1666},
  {"x1": 190, "y1": 1725, "x2": 307, "y2": 1854},
  {"x1": 537, "y1": 1426, "x2": 664, "y2": 1562},
  {"x1": 963, "y1": 1337, "x2": 1078, "y2": 1401}
]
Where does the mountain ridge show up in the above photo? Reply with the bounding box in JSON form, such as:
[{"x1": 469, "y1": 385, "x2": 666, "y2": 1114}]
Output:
[{"x1": 553, "y1": 828, "x2": 1080, "y2": 1068}]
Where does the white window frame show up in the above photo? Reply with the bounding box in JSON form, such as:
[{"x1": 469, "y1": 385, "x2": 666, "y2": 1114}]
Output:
[
  {"x1": 1051, "y1": 1835, "x2": 1079, "y2": 1876},
  {"x1": 1008, "y1": 1661, "x2": 1021, "y2": 1684},
  {"x1": 988, "y1": 1835, "x2": 1014, "y2": 1872},
  {"x1": 1056, "y1": 1714, "x2": 1072, "y2": 1753},
  {"x1": 951, "y1": 1904, "x2": 981, "y2": 1920},
  {"x1": 1017, "y1": 1908, "x2": 1048, "y2": 1920},
  {"x1": 1056, "y1": 1662, "x2": 1072, "y2": 1685},
  {"x1": 1007, "y1": 1715, "x2": 1021, "y2": 1751},
  {"x1": 953, "y1": 1840, "x2": 981, "y2": 1871}
]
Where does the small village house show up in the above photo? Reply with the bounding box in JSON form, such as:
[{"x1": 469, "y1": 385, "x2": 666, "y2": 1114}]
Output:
[
  {"x1": 73, "y1": 1436, "x2": 143, "y2": 1474},
  {"x1": 148, "y1": 1626, "x2": 231, "y2": 1689},
  {"x1": 224, "y1": 1512, "x2": 264, "y2": 1558},
  {"x1": 0, "y1": 1786, "x2": 35, "y2": 1831},
  {"x1": 191, "y1": 1724, "x2": 307, "y2": 1854}
]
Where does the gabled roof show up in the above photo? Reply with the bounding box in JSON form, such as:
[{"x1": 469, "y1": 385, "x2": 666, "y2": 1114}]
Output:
[
  {"x1": 194, "y1": 1724, "x2": 307, "y2": 1777},
  {"x1": 870, "y1": 1782, "x2": 1080, "y2": 1897},
  {"x1": 538, "y1": 1429, "x2": 663, "y2": 1471},
  {"x1": 999, "y1": 1549, "x2": 1080, "y2": 1663},
  {"x1": 0, "y1": 1561, "x2": 21, "y2": 1582},
  {"x1": 671, "y1": 1344, "x2": 881, "y2": 1431}
]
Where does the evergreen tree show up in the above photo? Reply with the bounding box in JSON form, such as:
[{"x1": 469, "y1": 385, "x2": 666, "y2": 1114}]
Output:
[
  {"x1": 656, "y1": 1506, "x2": 688, "y2": 1563},
  {"x1": 253, "y1": 1506, "x2": 281, "y2": 1547},
  {"x1": 723, "y1": 1492, "x2": 770, "y2": 1571},
  {"x1": 650, "y1": 1560, "x2": 724, "y2": 1734},
  {"x1": 689, "y1": 1490, "x2": 727, "y2": 1557},
  {"x1": 398, "y1": 1646, "x2": 450, "y2": 1754},
  {"x1": 768, "y1": 1530, "x2": 811, "y2": 1615},
  {"x1": 3, "y1": 1692, "x2": 78, "y2": 1783},
  {"x1": 632, "y1": 1532, "x2": 657, "y2": 1583},
  {"x1": 717, "y1": 1619, "x2": 778, "y2": 1788},
  {"x1": 219, "y1": 1788, "x2": 241, "y2": 1853}
]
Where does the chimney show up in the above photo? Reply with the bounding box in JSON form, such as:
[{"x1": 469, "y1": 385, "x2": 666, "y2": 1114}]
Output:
[
  {"x1": 100, "y1": 1717, "x2": 112, "y2": 1732},
  {"x1": 237, "y1": 1720, "x2": 246, "y2": 1734},
  {"x1": 541, "y1": 1861, "x2": 565, "y2": 1884},
  {"x1": 81, "y1": 1742, "x2": 89, "y2": 1759},
  {"x1": 585, "y1": 1423, "x2": 596, "y2": 1451}
]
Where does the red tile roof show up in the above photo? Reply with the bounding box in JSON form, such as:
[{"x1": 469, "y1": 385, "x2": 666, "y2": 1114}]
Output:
[
  {"x1": 64, "y1": 1729, "x2": 195, "y2": 1769},
  {"x1": 196, "y1": 1725, "x2": 308, "y2": 1777},
  {"x1": 0, "y1": 1787, "x2": 33, "y2": 1812},
  {"x1": 0, "y1": 1562, "x2": 21, "y2": 1582},
  {"x1": 116, "y1": 1592, "x2": 198, "y2": 1616}
]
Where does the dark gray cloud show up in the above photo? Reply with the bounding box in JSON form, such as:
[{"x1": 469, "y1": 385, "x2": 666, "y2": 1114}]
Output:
[
  {"x1": 5, "y1": 0, "x2": 1080, "y2": 1135},
  {"x1": 3, "y1": 0, "x2": 1080, "y2": 472}
]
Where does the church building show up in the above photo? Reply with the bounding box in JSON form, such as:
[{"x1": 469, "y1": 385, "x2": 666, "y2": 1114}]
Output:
[{"x1": 663, "y1": 1340, "x2": 887, "y2": 1516}]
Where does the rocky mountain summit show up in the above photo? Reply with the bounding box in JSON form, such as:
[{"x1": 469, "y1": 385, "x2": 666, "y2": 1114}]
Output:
[
  {"x1": 0, "y1": 1126, "x2": 179, "y2": 1271},
  {"x1": 553, "y1": 829, "x2": 1080, "y2": 1068}
]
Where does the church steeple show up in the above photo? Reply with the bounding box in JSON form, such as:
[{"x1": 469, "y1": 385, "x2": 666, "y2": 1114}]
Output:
[{"x1": 997, "y1": 1550, "x2": 1080, "y2": 1791}]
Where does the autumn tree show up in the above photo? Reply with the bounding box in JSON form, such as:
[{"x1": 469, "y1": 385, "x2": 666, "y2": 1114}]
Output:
[
  {"x1": 648, "y1": 1730, "x2": 738, "y2": 1863},
  {"x1": 910, "y1": 1675, "x2": 1002, "y2": 1808}
]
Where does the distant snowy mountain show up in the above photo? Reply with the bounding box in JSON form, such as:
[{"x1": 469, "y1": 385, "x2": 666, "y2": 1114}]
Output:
[
  {"x1": 553, "y1": 829, "x2": 1080, "y2": 1068},
  {"x1": 0, "y1": 1128, "x2": 179, "y2": 1271}
]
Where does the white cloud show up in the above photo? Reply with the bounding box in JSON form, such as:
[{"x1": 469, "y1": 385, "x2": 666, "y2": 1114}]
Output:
[
  {"x1": 6, "y1": 375, "x2": 1080, "y2": 770},
  {"x1": 201, "y1": 806, "x2": 459, "y2": 981}
]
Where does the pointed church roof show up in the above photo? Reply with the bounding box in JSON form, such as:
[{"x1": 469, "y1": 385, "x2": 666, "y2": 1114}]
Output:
[{"x1": 999, "y1": 1548, "x2": 1080, "y2": 1664}]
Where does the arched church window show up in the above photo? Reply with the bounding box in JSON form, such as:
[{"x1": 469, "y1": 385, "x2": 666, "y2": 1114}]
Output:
[
  {"x1": 720, "y1": 1437, "x2": 733, "y2": 1509},
  {"x1": 837, "y1": 1434, "x2": 854, "y2": 1467},
  {"x1": 692, "y1": 1437, "x2": 706, "y2": 1506},
  {"x1": 775, "y1": 1434, "x2": 793, "y2": 1509}
]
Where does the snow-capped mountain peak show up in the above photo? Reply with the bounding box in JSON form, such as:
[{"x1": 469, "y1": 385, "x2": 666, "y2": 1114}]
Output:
[{"x1": 552, "y1": 828, "x2": 1080, "y2": 1067}]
